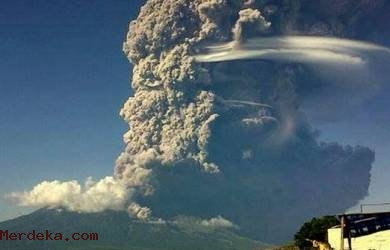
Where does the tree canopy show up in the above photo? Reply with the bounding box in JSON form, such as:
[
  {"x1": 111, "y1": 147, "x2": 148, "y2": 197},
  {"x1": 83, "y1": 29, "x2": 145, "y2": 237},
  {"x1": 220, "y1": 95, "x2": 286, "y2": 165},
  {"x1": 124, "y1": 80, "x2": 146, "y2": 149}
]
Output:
[{"x1": 294, "y1": 216, "x2": 340, "y2": 248}]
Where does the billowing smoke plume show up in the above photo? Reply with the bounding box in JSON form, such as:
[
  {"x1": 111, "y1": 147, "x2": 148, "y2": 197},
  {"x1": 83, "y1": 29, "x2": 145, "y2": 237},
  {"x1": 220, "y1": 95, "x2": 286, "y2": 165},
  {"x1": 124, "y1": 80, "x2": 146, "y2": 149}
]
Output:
[
  {"x1": 173, "y1": 215, "x2": 236, "y2": 229},
  {"x1": 232, "y1": 8, "x2": 271, "y2": 42},
  {"x1": 9, "y1": 177, "x2": 129, "y2": 212},
  {"x1": 116, "y1": 0, "x2": 388, "y2": 243},
  {"x1": 10, "y1": 0, "x2": 390, "y2": 244}
]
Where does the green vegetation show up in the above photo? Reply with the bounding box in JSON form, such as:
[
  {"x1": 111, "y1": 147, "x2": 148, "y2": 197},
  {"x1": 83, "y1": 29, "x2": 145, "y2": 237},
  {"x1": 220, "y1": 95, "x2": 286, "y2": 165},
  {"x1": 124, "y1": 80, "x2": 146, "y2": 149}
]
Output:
[{"x1": 294, "y1": 216, "x2": 339, "y2": 249}]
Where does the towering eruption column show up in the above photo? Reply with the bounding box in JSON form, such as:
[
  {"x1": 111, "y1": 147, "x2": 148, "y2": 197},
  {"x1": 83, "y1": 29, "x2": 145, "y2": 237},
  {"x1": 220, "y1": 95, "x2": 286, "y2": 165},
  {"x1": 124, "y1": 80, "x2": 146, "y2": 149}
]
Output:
[
  {"x1": 116, "y1": 0, "x2": 245, "y2": 217},
  {"x1": 117, "y1": 0, "x2": 374, "y2": 243}
]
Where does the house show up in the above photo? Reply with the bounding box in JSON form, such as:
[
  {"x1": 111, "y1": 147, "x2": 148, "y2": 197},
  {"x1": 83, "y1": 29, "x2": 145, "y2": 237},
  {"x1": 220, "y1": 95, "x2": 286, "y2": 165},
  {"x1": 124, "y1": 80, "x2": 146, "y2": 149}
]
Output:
[{"x1": 327, "y1": 212, "x2": 390, "y2": 250}]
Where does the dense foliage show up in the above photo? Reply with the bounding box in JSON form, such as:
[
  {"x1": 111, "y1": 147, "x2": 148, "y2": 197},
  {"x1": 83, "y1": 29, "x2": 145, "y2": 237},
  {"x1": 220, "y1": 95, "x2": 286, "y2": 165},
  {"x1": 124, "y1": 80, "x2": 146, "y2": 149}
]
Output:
[{"x1": 294, "y1": 216, "x2": 340, "y2": 248}]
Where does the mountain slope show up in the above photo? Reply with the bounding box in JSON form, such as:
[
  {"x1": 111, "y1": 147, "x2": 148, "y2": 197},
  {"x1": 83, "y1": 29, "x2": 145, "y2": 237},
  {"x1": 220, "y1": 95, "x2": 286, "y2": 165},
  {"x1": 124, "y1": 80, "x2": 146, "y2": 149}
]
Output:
[{"x1": 0, "y1": 209, "x2": 273, "y2": 250}]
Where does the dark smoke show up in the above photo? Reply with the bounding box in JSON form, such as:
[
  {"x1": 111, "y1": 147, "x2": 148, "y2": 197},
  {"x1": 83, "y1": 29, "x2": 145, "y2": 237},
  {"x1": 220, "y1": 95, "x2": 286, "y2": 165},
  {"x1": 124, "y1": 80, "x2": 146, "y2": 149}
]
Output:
[
  {"x1": 12, "y1": 0, "x2": 389, "y2": 244},
  {"x1": 115, "y1": 0, "x2": 390, "y2": 243}
]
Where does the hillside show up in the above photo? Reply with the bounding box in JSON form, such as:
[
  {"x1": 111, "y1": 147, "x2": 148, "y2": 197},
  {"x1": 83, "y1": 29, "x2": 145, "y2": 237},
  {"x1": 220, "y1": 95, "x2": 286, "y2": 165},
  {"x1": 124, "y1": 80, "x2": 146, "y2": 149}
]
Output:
[{"x1": 0, "y1": 208, "x2": 273, "y2": 250}]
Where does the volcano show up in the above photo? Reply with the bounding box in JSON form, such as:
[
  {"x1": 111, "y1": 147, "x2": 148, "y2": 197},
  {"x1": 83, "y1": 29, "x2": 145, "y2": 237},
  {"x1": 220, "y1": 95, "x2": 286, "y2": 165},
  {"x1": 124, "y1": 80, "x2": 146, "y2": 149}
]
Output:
[{"x1": 0, "y1": 209, "x2": 272, "y2": 250}]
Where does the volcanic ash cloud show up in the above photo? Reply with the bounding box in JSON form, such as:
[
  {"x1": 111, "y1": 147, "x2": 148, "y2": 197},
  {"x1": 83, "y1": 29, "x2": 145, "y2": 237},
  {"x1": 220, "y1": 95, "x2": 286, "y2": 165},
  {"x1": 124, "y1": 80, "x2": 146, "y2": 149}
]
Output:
[
  {"x1": 10, "y1": 0, "x2": 389, "y2": 243},
  {"x1": 116, "y1": 0, "x2": 376, "y2": 242}
]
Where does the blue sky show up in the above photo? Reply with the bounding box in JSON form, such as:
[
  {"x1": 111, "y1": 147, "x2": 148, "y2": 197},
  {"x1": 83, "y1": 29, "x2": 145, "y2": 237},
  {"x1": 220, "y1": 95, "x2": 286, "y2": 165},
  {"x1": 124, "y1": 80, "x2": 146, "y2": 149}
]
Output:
[
  {"x1": 0, "y1": 0, "x2": 145, "y2": 221},
  {"x1": 1, "y1": 0, "x2": 389, "y2": 222}
]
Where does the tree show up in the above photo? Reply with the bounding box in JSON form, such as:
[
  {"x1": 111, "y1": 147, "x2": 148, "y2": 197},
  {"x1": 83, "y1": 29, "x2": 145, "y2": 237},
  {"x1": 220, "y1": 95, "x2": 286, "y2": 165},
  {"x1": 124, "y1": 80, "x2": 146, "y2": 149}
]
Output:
[{"x1": 294, "y1": 216, "x2": 340, "y2": 249}]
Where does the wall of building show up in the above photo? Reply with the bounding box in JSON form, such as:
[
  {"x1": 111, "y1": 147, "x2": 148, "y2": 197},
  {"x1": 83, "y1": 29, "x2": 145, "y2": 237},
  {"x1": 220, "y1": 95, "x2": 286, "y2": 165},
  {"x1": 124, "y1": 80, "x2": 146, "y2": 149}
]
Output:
[{"x1": 328, "y1": 227, "x2": 390, "y2": 250}]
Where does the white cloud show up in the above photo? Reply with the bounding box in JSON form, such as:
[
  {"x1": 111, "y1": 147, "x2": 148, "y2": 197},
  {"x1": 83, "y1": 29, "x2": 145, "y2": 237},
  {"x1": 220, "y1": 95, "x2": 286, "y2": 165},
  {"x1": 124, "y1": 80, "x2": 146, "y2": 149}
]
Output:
[
  {"x1": 194, "y1": 36, "x2": 390, "y2": 65},
  {"x1": 200, "y1": 216, "x2": 236, "y2": 229},
  {"x1": 8, "y1": 176, "x2": 130, "y2": 213}
]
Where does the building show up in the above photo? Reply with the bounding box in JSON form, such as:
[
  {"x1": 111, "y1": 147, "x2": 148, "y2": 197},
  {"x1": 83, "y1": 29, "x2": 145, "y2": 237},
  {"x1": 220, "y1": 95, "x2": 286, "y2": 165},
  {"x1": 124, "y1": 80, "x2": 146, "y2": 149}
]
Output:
[{"x1": 327, "y1": 212, "x2": 390, "y2": 250}]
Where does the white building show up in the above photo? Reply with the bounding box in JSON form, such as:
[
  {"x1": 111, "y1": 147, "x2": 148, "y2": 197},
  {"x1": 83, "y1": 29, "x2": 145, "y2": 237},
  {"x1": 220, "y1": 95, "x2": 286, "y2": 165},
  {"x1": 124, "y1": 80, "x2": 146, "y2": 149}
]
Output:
[{"x1": 327, "y1": 217, "x2": 390, "y2": 250}]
